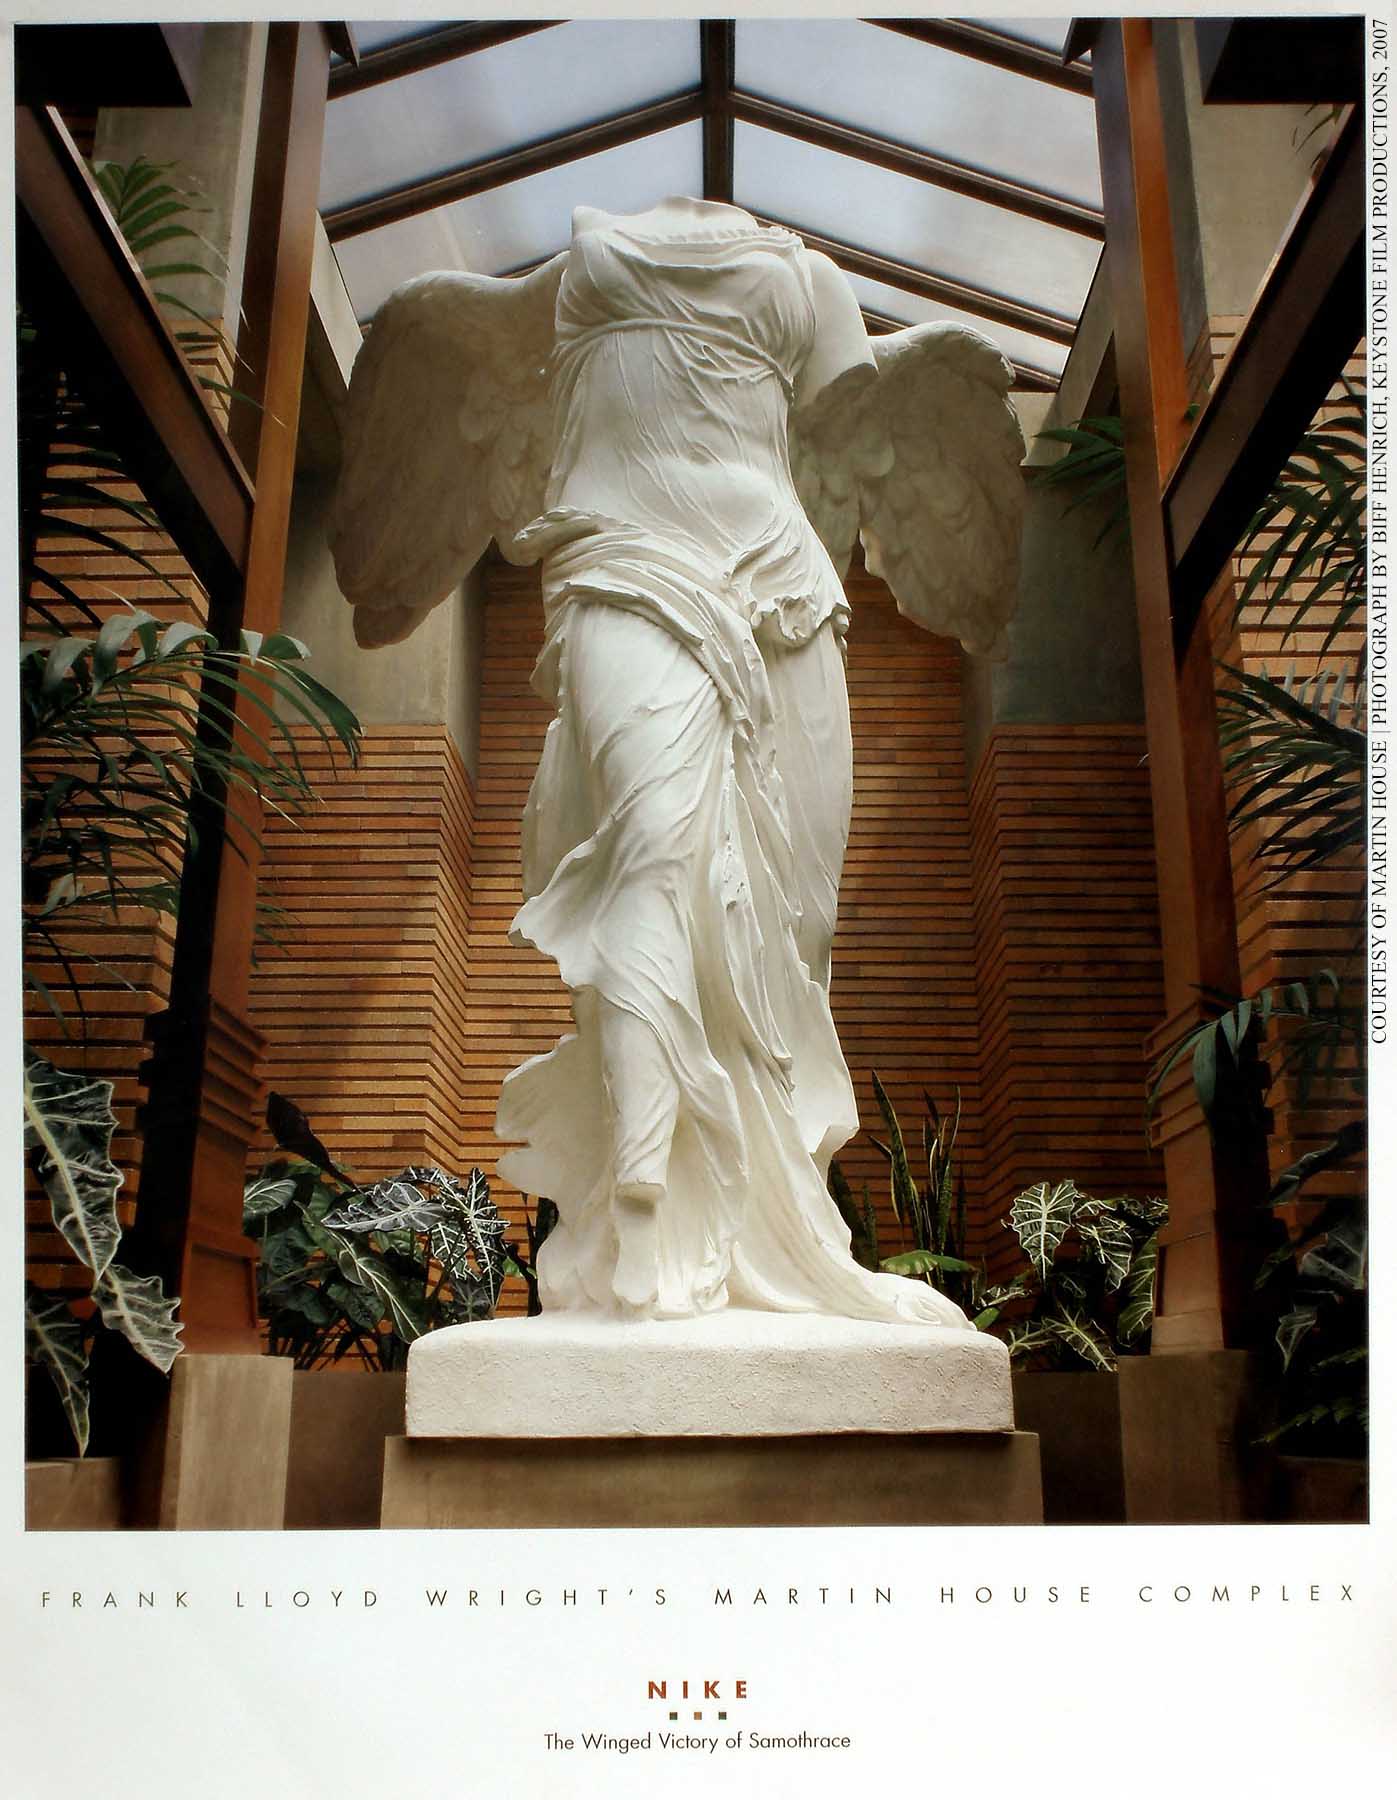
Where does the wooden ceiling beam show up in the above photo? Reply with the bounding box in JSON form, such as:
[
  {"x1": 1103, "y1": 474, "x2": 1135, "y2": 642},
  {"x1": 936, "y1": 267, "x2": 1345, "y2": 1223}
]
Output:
[
  {"x1": 324, "y1": 91, "x2": 706, "y2": 242},
  {"x1": 700, "y1": 21, "x2": 735, "y2": 203},
  {"x1": 328, "y1": 20, "x2": 562, "y2": 99},
  {"x1": 868, "y1": 18, "x2": 1093, "y2": 97},
  {"x1": 15, "y1": 104, "x2": 252, "y2": 599},
  {"x1": 732, "y1": 90, "x2": 1103, "y2": 239},
  {"x1": 757, "y1": 213, "x2": 1078, "y2": 346},
  {"x1": 1164, "y1": 108, "x2": 1365, "y2": 649}
]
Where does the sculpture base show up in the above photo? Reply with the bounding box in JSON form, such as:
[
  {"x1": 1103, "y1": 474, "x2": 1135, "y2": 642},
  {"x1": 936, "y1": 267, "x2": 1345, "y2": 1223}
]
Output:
[
  {"x1": 380, "y1": 1429, "x2": 1043, "y2": 1527},
  {"x1": 406, "y1": 1309, "x2": 1014, "y2": 1438}
]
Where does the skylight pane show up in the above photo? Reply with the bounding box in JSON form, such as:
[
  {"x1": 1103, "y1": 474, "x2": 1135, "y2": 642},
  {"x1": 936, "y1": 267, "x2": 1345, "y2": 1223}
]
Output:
[
  {"x1": 844, "y1": 271, "x2": 1069, "y2": 380},
  {"x1": 321, "y1": 19, "x2": 700, "y2": 212},
  {"x1": 350, "y1": 20, "x2": 453, "y2": 55},
  {"x1": 734, "y1": 125, "x2": 1098, "y2": 326},
  {"x1": 978, "y1": 17, "x2": 1075, "y2": 54},
  {"x1": 736, "y1": 19, "x2": 1101, "y2": 211},
  {"x1": 333, "y1": 124, "x2": 706, "y2": 320}
]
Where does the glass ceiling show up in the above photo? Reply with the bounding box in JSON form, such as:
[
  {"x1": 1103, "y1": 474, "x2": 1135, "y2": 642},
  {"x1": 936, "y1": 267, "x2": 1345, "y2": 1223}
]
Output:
[{"x1": 319, "y1": 18, "x2": 1102, "y2": 388}]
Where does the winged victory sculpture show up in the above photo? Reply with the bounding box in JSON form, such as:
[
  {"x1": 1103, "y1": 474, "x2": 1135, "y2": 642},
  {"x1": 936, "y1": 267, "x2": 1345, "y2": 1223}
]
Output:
[{"x1": 330, "y1": 196, "x2": 1025, "y2": 1330}]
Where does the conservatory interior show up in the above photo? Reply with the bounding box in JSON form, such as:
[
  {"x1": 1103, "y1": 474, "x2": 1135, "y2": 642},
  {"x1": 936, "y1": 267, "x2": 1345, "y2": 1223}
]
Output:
[{"x1": 16, "y1": 15, "x2": 1367, "y2": 1530}]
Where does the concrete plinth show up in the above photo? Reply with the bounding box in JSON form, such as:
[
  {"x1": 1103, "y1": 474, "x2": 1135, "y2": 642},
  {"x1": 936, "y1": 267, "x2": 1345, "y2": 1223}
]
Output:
[
  {"x1": 26, "y1": 1457, "x2": 126, "y2": 1530},
  {"x1": 407, "y1": 1310, "x2": 1014, "y2": 1438},
  {"x1": 1118, "y1": 1350, "x2": 1267, "y2": 1524},
  {"x1": 158, "y1": 1353, "x2": 293, "y2": 1530},
  {"x1": 284, "y1": 1370, "x2": 406, "y2": 1530},
  {"x1": 381, "y1": 1429, "x2": 1043, "y2": 1528}
]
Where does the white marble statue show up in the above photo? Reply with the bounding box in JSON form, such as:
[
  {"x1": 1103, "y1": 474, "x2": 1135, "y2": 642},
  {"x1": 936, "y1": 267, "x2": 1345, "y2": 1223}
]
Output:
[{"x1": 330, "y1": 197, "x2": 1024, "y2": 1331}]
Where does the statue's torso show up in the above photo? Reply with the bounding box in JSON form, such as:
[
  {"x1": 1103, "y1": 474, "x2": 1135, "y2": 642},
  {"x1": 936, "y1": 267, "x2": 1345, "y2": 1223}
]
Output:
[{"x1": 540, "y1": 201, "x2": 846, "y2": 648}]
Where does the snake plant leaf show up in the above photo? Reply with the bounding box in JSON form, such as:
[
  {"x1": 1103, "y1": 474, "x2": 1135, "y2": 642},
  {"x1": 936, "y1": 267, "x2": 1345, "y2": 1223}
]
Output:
[
  {"x1": 1044, "y1": 1307, "x2": 1116, "y2": 1371},
  {"x1": 23, "y1": 1051, "x2": 123, "y2": 1283},
  {"x1": 25, "y1": 1285, "x2": 91, "y2": 1456},
  {"x1": 1076, "y1": 1214, "x2": 1134, "y2": 1290},
  {"x1": 91, "y1": 1264, "x2": 184, "y2": 1373},
  {"x1": 1117, "y1": 1233, "x2": 1160, "y2": 1342},
  {"x1": 1276, "y1": 1304, "x2": 1321, "y2": 1372},
  {"x1": 870, "y1": 1069, "x2": 919, "y2": 1225},
  {"x1": 1007, "y1": 1179, "x2": 1080, "y2": 1280}
]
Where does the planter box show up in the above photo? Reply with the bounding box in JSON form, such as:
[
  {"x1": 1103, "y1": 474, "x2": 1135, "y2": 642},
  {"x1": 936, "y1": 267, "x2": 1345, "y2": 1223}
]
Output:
[
  {"x1": 1011, "y1": 1371, "x2": 1125, "y2": 1524},
  {"x1": 1268, "y1": 1454, "x2": 1368, "y2": 1523},
  {"x1": 26, "y1": 1456, "x2": 126, "y2": 1530},
  {"x1": 284, "y1": 1369, "x2": 406, "y2": 1530}
]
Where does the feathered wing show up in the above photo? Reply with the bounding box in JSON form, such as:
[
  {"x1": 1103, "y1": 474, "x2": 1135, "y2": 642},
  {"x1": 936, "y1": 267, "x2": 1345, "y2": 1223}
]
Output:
[
  {"x1": 789, "y1": 323, "x2": 1026, "y2": 660},
  {"x1": 329, "y1": 256, "x2": 564, "y2": 648}
]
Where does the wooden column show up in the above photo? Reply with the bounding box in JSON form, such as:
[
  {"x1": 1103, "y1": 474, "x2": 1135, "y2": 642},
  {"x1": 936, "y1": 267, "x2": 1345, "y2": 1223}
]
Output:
[
  {"x1": 132, "y1": 24, "x2": 334, "y2": 1352},
  {"x1": 1091, "y1": 20, "x2": 1271, "y2": 1351}
]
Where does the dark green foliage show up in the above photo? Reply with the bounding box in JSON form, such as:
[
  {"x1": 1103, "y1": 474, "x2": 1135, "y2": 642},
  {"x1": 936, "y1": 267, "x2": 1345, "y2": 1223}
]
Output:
[
  {"x1": 827, "y1": 1159, "x2": 880, "y2": 1273},
  {"x1": 986, "y1": 1180, "x2": 1167, "y2": 1372},
  {"x1": 23, "y1": 1051, "x2": 183, "y2": 1454},
  {"x1": 866, "y1": 1076, "x2": 983, "y2": 1316},
  {"x1": 244, "y1": 1140, "x2": 512, "y2": 1371},
  {"x1": 1030, "y1": 416, "x2": 1128, "y2": 545}
]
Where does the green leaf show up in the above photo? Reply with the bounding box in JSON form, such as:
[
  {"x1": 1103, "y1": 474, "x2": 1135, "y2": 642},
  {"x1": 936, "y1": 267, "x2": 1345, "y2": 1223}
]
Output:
[
  {"x1": 243, "y1": 1174, "x2": 299, "y2": 1222},
  {"x1": 22, "y1": 1052, "x2": 124, "y2": 1282},
  {"x1": 869, "y1": 1070, "x2": 919, "y2": 1227},
  {"x1": 1117, "y1": 1233, "x2": 1159, "y2": 1342},
  {"x1": 25, "y1": 1287, "x2": 91, "y2": 1456},
  {"x1": 1006, "y1": 1179, "x2": 1080, "y2": 1280},
  {"x1": 1044, "y1": 1306, "x2": 1116, "y2": 1371},
  {"x1": 1276, "y1": 1305, "x2": 1321, "y2": 1372},
  {"x1": 880, "y1": 1249, "x2": 975, "y2": 1277},
  {"x1": 91, "y1": 1264, "x2": 183, "y2": 1373},
  {"x1": 1076, "y1": 1214, "x2": 1134, "y2": 1290}
]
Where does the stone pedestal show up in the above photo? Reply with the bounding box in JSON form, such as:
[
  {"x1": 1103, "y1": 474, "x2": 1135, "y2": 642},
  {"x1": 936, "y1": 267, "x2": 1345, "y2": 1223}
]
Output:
[
  {"x1": 381, "y1": 1430, "x2": 1043, "y2": 1528},
  {"x1": 1118, "y1": 1349, "x2": 1268, "y2": 1523},
  {"x1": 156, "y1": 1353, "x2": 293, "y2": 1530},
  {"x1": 408, "y1": 1310, "x2": 1013, "y2": 1437},
  {"x1": 387, "y1": 1311, "x2": 1037, "y2": 1527}
]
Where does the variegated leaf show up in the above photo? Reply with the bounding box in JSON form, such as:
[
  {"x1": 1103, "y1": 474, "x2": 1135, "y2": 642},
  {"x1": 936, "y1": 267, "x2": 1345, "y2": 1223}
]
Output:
[
  {"x1": 92, "y1": 1264, "x2": 184, "y2": 1373},
  {"x1": 1117, "y1": 1232, "x2": 1159, "y2": 1342},
  {"x1": 306, "y1": 1219, "x2": 427, "y2": 1344},
  {"x1": 1004, "y1": 1320, "x2": 1058, "y2": 1361},
  {"x1": 25, "y1": 1286, "x2": 91, "y2": 1456},
  {"x1": 1007, "y1": 1179, "x2": 1080, "y2": 1280},
  {"x1": 1276, "y1": 1304, "x2": 1321, "y2": 1372},
  {"x1": 23, "y1": 1051, "x2": 123, "y2": 1282},
  {"x1": 1045, "y1": 1306, "x2": 1116, "y2": 1371},
  {"x1": 1300, "y1": 1217, "x2": 1367, "y2": 1291},
  {"x1": 243, "y1": 1175, "x2": 299, "y2": 1222},
  {"x1": 1076, "y1": 1214, "x2": 1134, "y2": 1290}
]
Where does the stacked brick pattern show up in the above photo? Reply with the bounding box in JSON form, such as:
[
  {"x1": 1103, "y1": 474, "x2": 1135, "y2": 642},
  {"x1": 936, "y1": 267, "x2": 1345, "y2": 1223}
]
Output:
[
  {"x1": 249, "y1": 727, "x2": 474, "y2": 1178},
  {"x1": 1201, "y1": 327, "x2": 1367, "y2": 1208},
  {"x1": 968, "y1": 725, "x2": 1167, "y2": 1281}
]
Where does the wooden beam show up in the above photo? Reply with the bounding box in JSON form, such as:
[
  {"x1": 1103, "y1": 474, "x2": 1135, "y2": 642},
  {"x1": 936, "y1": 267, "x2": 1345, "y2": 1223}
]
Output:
[
  {"x1": 329, "y1": 20, "x2": 561, "y2": 99},
  {"x1": 324, "y1": 91, "x2": 705, "y2": 242},
  {"x1": 132, "y1": 23, "x2": 334, "y2": 1353},
  {"x1": 700, "y1": 20, "x2": 735, "y2": 203},
  {"x1": 869, "y1": 18, "x2": 1093, "y2": 97},
  {"x1": 1165, "y1": 110, "x2": 1365, "y2": 645},
  {"x1": 1092, "y1": 19, "x2": 1271, "y2": 1353},
  {"x1": 732, "y1": 89, "x2": 1103, "y2": 240},
  {"x1": 14, "y1": 104, "x2": 252, "y2": 601},
  {"x1": 758, "y1": 213, "x2": 1079, "y2": 346}
]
